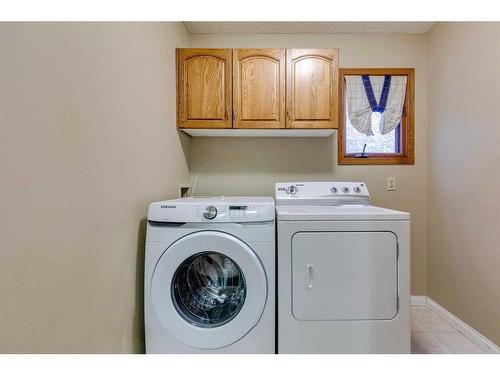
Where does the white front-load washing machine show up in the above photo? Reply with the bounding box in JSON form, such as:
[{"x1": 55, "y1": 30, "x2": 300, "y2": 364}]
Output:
[
  {"x1": 145, "y1": 197, "x2": 275, "y2": 353},
  {"x1": 276, "y1": 182, "x2": 410, "y2": 353}
]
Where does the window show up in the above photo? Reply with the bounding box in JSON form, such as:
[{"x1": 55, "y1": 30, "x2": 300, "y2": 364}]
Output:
[{"x1": 338, "y1": 68, "x2": 414, "y2": 165}]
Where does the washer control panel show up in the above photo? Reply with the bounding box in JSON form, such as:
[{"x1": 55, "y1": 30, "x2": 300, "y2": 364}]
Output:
[
  {"x1": 196, "y1": 204, "x2": 267, "y2": 221},
  {"x1": 275, "y1": 181, "x2": 370, "y2": 206},
  {"x1": 148, "y1": 197, "x2": 275, "y2": 223}
]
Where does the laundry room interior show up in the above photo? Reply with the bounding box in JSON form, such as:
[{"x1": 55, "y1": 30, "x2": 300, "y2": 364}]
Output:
[{"x1": 1, "y1": 12, "x2": 499, "y2": 360}]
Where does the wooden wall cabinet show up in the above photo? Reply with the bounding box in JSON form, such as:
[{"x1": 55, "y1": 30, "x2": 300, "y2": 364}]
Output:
[
  {"x1": 177, "y1": 49, "x2": 232, "y2": 128},
  {"x1": 233, "y1": 49, "x2": 286, "y2": 129},
  {"x1": 176, "y1": 48, "x2": 339, "y2": 131},
  {"x1": 286, "y1": 49, "x2": 339, "y2": 129}
]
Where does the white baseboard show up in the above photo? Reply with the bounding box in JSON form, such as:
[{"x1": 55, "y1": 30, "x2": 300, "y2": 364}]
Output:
[
  {"x1": 410, "y1": 295, "x2": 427, "y2": 306},
  {"x1": 412, "y1": 296, "x2": 500, "y2": 354}
]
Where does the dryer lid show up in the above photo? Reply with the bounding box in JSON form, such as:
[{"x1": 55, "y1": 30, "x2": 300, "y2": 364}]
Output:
[{"x1": 276, "y1": 205, "x2": 410, "y2": 221}]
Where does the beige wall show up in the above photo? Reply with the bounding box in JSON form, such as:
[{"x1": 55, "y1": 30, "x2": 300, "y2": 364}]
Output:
[
  {"x1": 0, "y1": 22, "x2": 191, "y2": 352},
  {"x1": 427, "y1": 23, "x2": 500, "y2": 345},
  {"x1": 189, "y1": 33, "x2": 429, "y2": 295}
]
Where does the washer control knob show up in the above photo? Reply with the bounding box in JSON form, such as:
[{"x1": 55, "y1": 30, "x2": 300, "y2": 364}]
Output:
[
  {"x1": 203, "y1": 206, "x2": 218, "y2": 220},
  {"x1": 342, "y1": 187, "x2": 350, "y2": 193},
  {"x1": 286, "y1": 185, "x2": 298, "y2": 195},
  {"x1": 353, "y1": 186, "x2": 361, "y2": 193},
  {"x1": 330, "y1": 186, "x2": 338, "y2": 193}
]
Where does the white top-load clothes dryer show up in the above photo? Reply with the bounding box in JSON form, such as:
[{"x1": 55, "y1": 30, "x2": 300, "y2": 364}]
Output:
[
  {"x1": 145, "y1": 197, "x2": 275, "y2": 353},
  {"x1": 275, "y1": 182, "x2": 410, "y2": 353}
]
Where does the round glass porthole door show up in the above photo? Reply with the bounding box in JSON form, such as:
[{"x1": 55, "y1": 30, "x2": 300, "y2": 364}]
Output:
[
  {"x1": 172, "y1": 252, "x2": 246, "y2": 328},
  {"x1": 151, "y1": 231, "x2": 267, "y2": 349}
]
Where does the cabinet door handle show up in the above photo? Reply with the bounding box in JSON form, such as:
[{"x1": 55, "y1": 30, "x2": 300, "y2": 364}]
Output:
[
  {"x1": 226, "y1": 107, "x2": 231, "y2": 121},
  {"x1": 233, "y1": 108, "x2": 238, "y2": 121},
  {"x1": 306, "y1": 264, "x2": 314, "y2": 289},
  {"x1": 287, "y1": 110, "x2": 291, "y2": 121}
]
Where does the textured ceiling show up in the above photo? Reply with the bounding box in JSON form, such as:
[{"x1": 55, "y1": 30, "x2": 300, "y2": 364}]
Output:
[{"x1": 184, "y1": 22, "x2": 436, "y2": 34}]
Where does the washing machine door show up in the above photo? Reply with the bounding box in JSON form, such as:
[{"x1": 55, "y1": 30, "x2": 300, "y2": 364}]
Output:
[{"x1": 151, "y1": 230, "x2": 267, "y2": 349}]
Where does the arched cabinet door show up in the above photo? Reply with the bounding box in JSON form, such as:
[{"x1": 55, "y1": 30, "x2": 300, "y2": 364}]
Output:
[
  {"x1": 177, "y1": 49, "x2": 232, "y2": 128},
  {"x1": 286, "y1": 49, "x2": 339, "y2": 129},
  {"x1": 233, "y1": 49, "x2": 286, "y2": 128}
]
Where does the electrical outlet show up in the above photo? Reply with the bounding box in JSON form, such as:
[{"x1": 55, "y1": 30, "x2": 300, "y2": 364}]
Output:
[
  {"x1": 387, "y1": 177, "x2": 396, "y2": 191},
  {"x1": 178, "y1": 183, "x2": 191, "y2": 198}
]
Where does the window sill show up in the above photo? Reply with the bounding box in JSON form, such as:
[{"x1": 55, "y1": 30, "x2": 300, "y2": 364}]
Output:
[{"x1": 339, "y1": 155, "x2": 414, "y2": 165}]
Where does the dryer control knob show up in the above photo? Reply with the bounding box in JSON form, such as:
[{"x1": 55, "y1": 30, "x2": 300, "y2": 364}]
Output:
[
  {"x1": 286, "y1": 185, "x2": 298, "y2": 195},
  {"x1": 354, "y1": 187, "x2": 361, "y2": 193},
  {"x1": 342, "y1": 187, "x2": 350, "y2": 193},
  {"x1": 330, "y1": 187, "x2": 338, "y2": 193},
  {"x1": 203, "y1": 206, "x2": 218, "y2": 220}
]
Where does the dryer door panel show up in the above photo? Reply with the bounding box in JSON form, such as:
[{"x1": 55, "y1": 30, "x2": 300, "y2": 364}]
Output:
[{"x1": 292, "y1": 231, "x2": 397, "y2": 321}]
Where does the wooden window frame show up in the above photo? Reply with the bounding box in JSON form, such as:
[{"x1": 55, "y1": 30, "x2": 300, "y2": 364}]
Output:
[{"x1": 338, "y1": 68, "x2": 415, "y2": 165}]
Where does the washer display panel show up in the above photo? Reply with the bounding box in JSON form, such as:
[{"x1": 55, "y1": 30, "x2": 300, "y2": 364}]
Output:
[
  {"x1": 172, "y1": 252, "x2": 246, "y2": 328},
  {"x1": 151, "y1": 231, "x2": 267, "y2": 349}
]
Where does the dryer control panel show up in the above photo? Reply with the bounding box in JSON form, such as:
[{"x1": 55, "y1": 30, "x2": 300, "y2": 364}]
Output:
[{"x1": 275, "y1": 181, "x2": 371, "y2": 206}]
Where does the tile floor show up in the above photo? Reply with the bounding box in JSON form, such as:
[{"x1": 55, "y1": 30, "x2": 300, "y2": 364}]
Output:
[{"x1": 411, "y1": 305, "x2": 486, "y2": 354}]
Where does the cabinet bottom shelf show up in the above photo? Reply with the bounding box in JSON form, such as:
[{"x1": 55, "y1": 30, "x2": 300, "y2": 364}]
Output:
[{"x1": 180, "y1": 128, "x2": 335, "y2": 138}]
